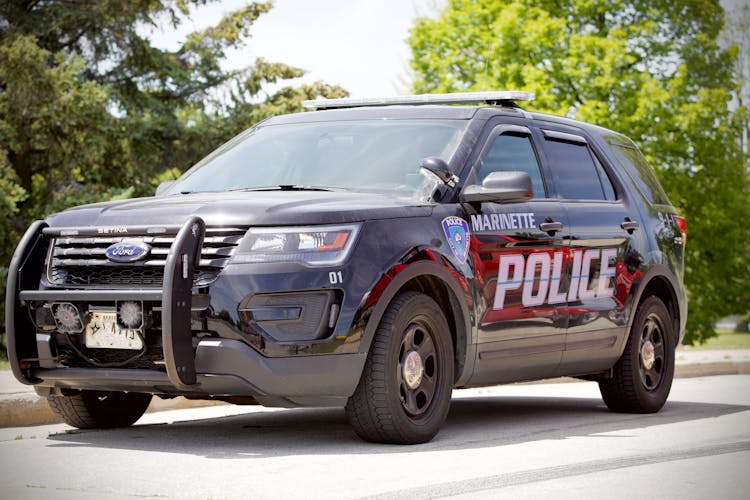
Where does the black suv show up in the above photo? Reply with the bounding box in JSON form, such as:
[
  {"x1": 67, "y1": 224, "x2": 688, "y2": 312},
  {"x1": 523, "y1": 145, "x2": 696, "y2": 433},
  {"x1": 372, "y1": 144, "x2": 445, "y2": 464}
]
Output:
[{"x1": 6, "y1": 91, "x2": 687, "y2": 444}]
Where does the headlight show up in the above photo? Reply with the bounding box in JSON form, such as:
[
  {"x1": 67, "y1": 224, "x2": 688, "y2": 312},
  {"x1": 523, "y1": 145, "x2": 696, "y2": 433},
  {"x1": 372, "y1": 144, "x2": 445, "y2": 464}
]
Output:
[{"x1": 234, "y1": 224, "x2": 360, "y2": 266}]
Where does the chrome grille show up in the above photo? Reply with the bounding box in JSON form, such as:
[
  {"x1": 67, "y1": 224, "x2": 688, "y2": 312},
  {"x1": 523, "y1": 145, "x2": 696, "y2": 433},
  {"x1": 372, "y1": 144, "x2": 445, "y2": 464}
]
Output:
[{"x1": 47, "y1": 227, "x2": 247, "y2": 287}]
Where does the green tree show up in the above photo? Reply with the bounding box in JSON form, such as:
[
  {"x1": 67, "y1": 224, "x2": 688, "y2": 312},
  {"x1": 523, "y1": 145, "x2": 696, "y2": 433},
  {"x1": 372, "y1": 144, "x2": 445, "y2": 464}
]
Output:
[
  {"x1": 409, "y1": 0, "x2": 750, "y2": 344},
  {"x1": 0, "y1": 1, "x2": 345, "y2": 244},
  {"x1": 0, "y1": 0, "x2": 346, "y2": 353},
  {"x1": 720, "y1": 0, "x2": 749, "y2": 154}
]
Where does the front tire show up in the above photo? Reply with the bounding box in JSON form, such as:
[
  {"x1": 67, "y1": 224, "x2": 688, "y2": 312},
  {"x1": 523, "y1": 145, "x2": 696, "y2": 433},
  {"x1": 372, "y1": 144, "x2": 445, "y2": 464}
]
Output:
[
  {"x1": 47, "y1": 390, "x2": 152, "y2": 429},
  {"x1": 346, "y1": 291, "x2": 454, "y2": 444},
  {"x1": 599, "y1": 296, "x2": 675, "y2": 413}
]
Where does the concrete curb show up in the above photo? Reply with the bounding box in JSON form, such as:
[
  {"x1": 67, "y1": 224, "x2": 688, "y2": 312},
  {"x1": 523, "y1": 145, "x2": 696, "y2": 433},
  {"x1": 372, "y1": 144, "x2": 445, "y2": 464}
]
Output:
[
  {"x1": 675, "y1": 360, "x2": 750, "y2": 378},
  {"x1": 1, "y1": 358, "x2": 748, "y2": 428},
  {"x1": 0, "y1": 393, "x2": 227, "y2": 428},
  {"x1": 0, "y1": 393, "x2": 62, "y2": 427}
]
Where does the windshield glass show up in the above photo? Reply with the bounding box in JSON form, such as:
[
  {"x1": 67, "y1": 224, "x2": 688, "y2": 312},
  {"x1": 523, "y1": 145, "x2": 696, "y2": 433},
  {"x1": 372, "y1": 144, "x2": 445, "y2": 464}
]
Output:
[{"x1": 167, "y1": 119, "x2": 467, "y2": 196}]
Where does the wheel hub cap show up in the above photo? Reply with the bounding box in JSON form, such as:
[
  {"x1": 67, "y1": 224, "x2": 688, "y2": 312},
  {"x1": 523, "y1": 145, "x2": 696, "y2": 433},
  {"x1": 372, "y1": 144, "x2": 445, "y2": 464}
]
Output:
[
  {"x1": 641, "y1": 340, "x2": 656, "y2": 370},
  {"x1": 402, "y1": 350, "x2": 424, "y2": 389}
]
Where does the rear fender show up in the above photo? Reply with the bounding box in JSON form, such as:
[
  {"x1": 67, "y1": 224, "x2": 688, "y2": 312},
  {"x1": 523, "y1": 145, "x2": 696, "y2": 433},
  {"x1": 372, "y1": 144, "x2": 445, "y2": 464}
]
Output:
[{"x1": 621, "y1": 263, "x2": 684, "y2": 356}]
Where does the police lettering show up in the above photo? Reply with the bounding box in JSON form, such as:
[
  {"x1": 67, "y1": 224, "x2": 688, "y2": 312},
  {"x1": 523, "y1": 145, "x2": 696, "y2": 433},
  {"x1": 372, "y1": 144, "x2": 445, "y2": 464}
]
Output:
[
  {"x1": 494, "y1": 248, "x2": 617, "y2": 309},
  {"x1": 471, "y1": 212, "x2": 536, "y2": 232}
]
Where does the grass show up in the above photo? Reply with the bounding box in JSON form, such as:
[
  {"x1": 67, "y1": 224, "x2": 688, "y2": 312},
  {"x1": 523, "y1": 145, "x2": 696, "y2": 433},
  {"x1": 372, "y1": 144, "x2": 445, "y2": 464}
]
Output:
[{"x1": 681, "y1": 329, "x2": 750, "y2": 351}]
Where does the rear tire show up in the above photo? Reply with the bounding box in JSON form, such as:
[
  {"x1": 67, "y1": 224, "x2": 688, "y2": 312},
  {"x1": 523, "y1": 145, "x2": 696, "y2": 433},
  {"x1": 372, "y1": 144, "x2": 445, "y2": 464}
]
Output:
[
  {"x1": 346, "y1": 291, "x2": 454, "y2": 444},
  {"x1": 599, "y1": 296, "x2": 675, "y2": 413},
  {"x1": 47, "y1": 390, "x2": 152, "y2": 429}
]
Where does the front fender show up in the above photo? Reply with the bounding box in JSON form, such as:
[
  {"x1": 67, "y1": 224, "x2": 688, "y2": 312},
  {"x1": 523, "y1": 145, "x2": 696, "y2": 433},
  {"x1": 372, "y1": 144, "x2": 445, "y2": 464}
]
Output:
[{"x1": 354, "y1": 255, "x2": 476, "y2": 387}]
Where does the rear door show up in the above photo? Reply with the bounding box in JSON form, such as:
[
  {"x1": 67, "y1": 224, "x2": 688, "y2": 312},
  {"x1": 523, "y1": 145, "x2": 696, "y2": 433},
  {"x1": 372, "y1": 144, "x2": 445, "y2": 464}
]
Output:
[
  {"x1": 464, "y1": 123, "x2": 570, "y2": 386},
  {"x1": 534, "y1": 127, "x2": 640, "y2": 375}
]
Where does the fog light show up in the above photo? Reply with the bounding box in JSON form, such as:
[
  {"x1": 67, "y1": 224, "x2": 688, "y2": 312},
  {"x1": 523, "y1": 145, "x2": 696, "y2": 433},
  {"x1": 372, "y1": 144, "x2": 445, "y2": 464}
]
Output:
[
  {"x1": 51, "y1": 303, "x2": 83, "y2": 333},
  {"x1": 243, "y1": 307, "x2": 302, "y2": 321},
  {"x1": 117, "y1": 301, "x2": 143, "y2": 329},
  {"x1": 238, "y1": 290, "x2": 336, "y2": 342}
]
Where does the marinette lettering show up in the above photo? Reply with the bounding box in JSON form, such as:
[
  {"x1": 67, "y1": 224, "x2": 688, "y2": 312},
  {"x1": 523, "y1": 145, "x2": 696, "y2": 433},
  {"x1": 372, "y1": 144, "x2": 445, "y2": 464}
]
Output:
[
  {"x1": 494, "y1": 248, "x2": 618, "y2": 309},
  {"x1": 470, "y1": 213, "x2": 536, "y2": 232}
]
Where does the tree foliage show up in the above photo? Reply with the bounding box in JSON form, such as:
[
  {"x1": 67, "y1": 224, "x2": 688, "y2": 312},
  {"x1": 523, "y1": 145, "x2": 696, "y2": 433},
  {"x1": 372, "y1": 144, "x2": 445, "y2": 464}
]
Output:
[
  {"x1": 720, "y1": 0, "x2": 749, "y2": 154},
  {"x1": 409, "y1": 0, "x2": 750, "y2": 343},
  {"x1": 0, "y1": 0, "x2": 346, "y2": 257},
  {"x1": 0, "y1": 0, "x2": 346, "y2": 349}
]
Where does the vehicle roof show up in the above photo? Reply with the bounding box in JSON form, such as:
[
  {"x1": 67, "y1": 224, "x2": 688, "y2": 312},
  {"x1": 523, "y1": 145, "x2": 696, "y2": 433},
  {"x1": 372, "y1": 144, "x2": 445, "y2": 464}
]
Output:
[
  {"x1": 526, "y1": 111, "x2": 635, "y2": 146},
  {"x1": 261, "y1": 104, "x2": 636, "y2": 148}
]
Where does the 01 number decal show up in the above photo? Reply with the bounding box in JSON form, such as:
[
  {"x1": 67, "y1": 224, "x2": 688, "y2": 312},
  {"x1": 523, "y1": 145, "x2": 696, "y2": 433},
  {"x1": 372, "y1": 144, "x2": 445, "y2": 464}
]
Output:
[{"x1": 329, "y1": 271, "x2": 344, "y2": 285}]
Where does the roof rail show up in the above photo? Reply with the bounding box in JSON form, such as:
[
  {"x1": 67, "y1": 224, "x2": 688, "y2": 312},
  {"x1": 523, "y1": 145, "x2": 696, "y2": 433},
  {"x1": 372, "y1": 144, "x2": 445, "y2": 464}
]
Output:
[{"x1": 302, "y1": 91, "x2": 535, "y2": 110}]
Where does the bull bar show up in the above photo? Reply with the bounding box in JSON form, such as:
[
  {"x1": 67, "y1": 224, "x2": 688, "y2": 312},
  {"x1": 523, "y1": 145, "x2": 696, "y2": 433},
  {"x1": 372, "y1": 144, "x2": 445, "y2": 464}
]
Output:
[{"x1": 5, "y1": 216, "x2": 206, "y2": 391}]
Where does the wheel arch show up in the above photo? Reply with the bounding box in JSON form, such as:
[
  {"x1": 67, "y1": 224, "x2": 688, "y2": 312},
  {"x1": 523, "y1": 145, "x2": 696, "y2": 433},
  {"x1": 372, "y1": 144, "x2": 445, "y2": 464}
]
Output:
[
  {"x1": 627, "y1": 265, "x2": 683, "y2": 348},
  {"x1": 358, "y1": 260, "x2": 475, "y2": 387}
]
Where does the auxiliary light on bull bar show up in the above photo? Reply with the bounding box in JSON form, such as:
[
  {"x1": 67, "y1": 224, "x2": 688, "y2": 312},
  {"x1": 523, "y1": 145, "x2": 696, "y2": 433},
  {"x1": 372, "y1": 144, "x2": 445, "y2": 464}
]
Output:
[
  {"x1": 51, "y1": 302, "x2": 84, "y2": 333},
  {"x1": 117, "y1": 301, "x2": 144, "y2": 330}
]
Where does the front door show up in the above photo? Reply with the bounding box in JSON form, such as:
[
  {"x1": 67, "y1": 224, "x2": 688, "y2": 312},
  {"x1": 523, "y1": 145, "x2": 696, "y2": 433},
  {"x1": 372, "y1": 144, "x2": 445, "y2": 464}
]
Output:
[{"x1": 464, "y1": 124, "x2": 570, "y2": 385}]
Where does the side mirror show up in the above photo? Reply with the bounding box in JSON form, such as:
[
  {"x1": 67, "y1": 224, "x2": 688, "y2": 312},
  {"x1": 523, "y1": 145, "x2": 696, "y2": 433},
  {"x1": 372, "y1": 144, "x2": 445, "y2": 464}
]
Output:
[
  {"x1": 155, "y1": 180, "x2": 175, "y2": 196},
  {"x1": 419, "y1": 157, "x2": 458, "y2": 188},
  {"x1": 460, "y1": 171, "x2": 533, "y2": 204}
]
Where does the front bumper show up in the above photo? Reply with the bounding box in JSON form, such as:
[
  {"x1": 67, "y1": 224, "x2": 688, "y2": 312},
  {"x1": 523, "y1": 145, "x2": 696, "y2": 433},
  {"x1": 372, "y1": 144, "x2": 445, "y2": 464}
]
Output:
[
  {"x1": 6, "y1": 217, "x2": 364, "y2": 407},
  {"x1": 30, "y1": 337, "x2": 365, "y2": 407}
]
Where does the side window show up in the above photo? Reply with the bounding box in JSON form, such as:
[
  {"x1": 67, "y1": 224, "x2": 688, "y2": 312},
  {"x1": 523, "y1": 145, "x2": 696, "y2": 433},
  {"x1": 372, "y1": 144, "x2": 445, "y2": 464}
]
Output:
[
  {"x1": 543, "y1": 134, "x2": 615, "y2": 201},
  {"x1": 593, "y1": 155, "x2": 617, "y2": 201},
  {"x1": 610, "y1": 143, "x2": 670, "y2": 205},
  {"x1": 478, "y1": 133, "x2": 545, "y2": 198}
]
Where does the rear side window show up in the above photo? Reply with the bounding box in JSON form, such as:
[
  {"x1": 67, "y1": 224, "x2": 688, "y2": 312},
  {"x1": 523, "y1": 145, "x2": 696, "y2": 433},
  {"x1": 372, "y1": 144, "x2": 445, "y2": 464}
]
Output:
[
  {"x1": 543, "y1": 135, "x2": 616, "y2": 201},
  {"x1": 610, "y1": 143, "x2": 671, "y2": 205},
  {"x1": 478, "y1": 133, "x2": 546, "y2": 198}
]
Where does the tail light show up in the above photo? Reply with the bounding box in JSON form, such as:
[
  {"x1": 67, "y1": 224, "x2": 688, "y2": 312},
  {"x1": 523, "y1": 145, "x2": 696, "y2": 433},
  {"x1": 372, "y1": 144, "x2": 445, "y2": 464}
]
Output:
[{"x1": 673, "y1": 215, "x2": 687, "y2": 245}]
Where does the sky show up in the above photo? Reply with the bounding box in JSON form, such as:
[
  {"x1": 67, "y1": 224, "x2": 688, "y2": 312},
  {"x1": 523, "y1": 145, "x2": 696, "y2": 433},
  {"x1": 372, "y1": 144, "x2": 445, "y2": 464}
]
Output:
[
  {"x1": 147, "y1": 0, "x2": 748, "y2": 100},
  {"x1": 148, "y1": 0, "x2": 440, "y2": 98}
]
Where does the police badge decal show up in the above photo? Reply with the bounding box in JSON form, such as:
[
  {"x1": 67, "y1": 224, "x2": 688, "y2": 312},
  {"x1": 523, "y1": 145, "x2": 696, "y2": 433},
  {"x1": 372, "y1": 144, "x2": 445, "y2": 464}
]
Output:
[{"x1": 441, "y1": 216, "x2": 470, "y2": 263}]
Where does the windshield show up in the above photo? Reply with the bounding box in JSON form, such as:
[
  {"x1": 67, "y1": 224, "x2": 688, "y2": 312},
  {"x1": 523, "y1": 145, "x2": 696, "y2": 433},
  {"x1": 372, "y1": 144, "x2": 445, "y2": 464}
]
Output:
[{"x1": 167, "y1": 119, "x2": 467, "y2": 196}]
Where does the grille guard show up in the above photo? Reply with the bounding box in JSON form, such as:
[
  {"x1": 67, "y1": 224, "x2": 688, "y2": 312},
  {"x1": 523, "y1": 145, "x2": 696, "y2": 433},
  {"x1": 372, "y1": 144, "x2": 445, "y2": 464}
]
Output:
[
  {"x1": 7, "y1": 217, "x2": 208, "y2": 390},
  {"x1": 162, "y1": 216, "x2": 205, "y2": 389}
]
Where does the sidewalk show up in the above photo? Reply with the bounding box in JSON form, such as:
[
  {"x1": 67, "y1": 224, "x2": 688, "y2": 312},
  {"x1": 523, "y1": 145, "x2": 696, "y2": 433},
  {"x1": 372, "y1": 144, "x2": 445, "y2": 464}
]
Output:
[{"x1": 1, "y1": 349, "x2": 749, "y2": 427}]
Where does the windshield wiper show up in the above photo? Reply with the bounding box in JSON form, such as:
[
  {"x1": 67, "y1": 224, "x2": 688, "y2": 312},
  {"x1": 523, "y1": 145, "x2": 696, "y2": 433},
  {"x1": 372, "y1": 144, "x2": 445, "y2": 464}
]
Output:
[{"x1": 229, "y1": 185, "x2": 334, "y2": 192}]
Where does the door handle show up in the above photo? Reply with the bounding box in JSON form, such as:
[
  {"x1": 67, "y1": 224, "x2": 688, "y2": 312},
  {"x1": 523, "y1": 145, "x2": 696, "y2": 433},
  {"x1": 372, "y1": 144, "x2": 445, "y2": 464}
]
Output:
[
  {"x1": 621, "y1": 218, "x2": 639, "y2": 233},
  {"x1": 539, "y1": 221, "x2": 563, "y2": 235}
]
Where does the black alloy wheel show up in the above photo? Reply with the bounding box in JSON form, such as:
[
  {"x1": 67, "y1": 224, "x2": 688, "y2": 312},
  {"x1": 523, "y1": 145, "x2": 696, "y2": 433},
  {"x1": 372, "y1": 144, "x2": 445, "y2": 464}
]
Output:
[
  {"x1": 638, "y1": 312, "x2": 666, "y2": 391},
  {"x1": 398, "y1": 322, "x2": 439, "y2": 417},
  {"x1": 346, "y1": 291, "x2": 454, "y2": 444},
  {"x1": 599, "y1": 295, "x2": 675, "y2": 413}
]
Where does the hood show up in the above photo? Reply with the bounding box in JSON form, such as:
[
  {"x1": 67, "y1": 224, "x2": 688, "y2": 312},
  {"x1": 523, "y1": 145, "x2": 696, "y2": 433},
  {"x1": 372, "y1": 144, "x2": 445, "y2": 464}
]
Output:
[{"x1": 47, "y1": 190, "x2": 434, "y2": 228}]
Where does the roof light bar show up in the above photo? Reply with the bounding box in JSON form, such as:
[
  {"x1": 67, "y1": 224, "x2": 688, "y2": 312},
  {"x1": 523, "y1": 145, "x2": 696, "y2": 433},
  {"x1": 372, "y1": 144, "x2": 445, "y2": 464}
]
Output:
[{"x1": 302, "y1": 91, "x2": 535, "y2": 110}]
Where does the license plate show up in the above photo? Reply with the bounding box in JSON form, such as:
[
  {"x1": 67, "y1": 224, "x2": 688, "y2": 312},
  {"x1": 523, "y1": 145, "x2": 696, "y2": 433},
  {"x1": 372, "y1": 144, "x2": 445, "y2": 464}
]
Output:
[{"x1": 85, "y1": 311, "x2": 143, "y2": 350}]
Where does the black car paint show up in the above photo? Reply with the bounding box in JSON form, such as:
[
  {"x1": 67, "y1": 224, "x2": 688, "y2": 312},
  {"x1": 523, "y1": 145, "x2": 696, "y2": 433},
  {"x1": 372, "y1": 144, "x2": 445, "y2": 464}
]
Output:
[{"x1": 5, "y1": 103, "x2": 687, "y2": 410}]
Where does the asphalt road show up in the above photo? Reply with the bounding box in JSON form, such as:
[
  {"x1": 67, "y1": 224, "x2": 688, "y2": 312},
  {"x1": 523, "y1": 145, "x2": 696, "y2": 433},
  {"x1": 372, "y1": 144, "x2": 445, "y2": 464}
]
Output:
[{"x1": 0, "y1": 375, "x2": 748, "y2": 499}]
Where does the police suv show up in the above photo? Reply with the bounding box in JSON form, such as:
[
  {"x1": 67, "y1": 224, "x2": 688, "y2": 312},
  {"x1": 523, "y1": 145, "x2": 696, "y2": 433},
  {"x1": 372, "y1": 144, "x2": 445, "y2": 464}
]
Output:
[{"x1": 6, "y1": 91, "x2": 687, "y2": 444}]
